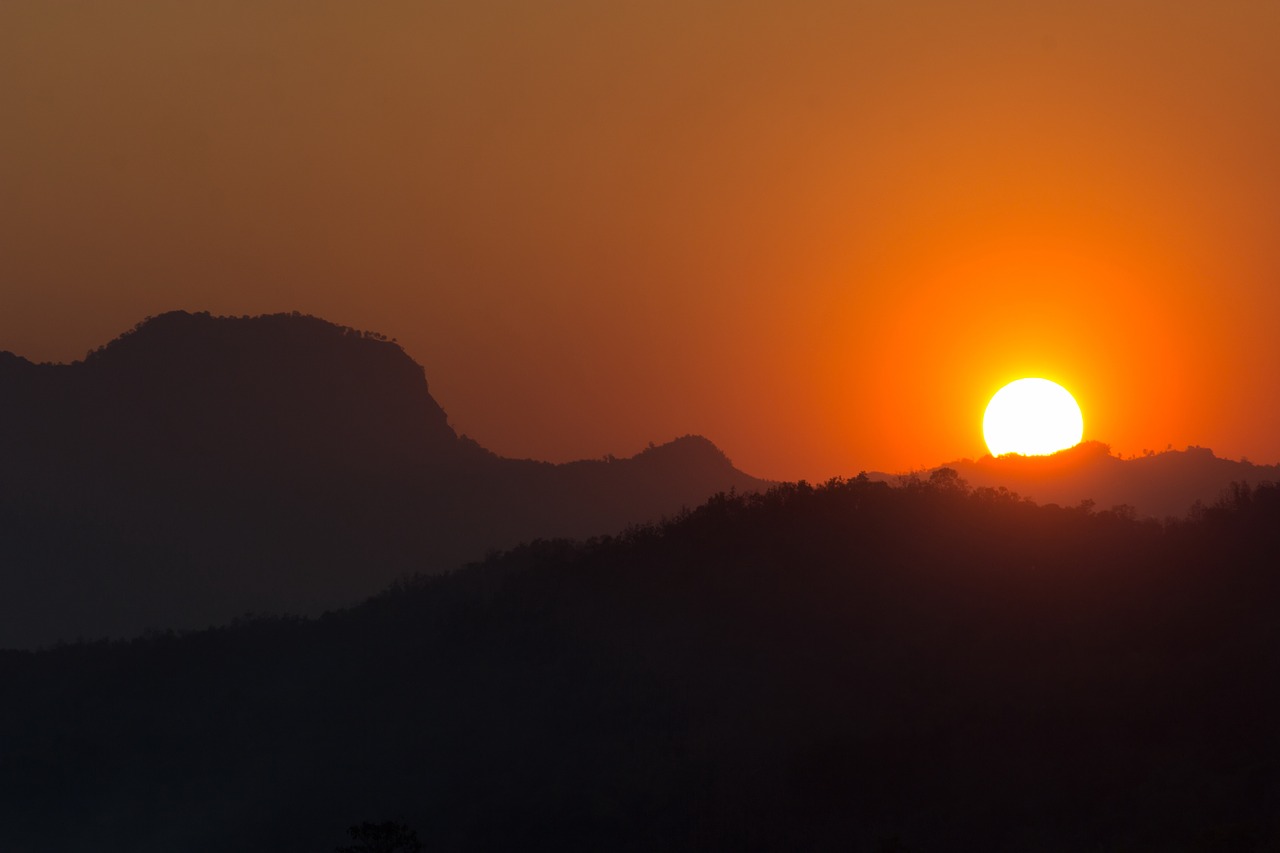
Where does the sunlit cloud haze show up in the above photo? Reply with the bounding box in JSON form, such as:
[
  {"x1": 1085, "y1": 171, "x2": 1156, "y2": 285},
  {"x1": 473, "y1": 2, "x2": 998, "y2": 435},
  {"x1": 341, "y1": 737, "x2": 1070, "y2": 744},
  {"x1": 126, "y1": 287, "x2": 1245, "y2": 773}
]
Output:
[{"x1": 3, "y1": 0, "x2": 1279, "y2": 480}]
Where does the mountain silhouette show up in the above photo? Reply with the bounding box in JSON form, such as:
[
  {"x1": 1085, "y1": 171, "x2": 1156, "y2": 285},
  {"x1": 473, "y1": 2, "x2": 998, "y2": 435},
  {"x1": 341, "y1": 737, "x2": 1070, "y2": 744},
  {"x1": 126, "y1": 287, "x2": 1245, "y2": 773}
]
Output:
[
  {"x1": 2, "y1": 475, "x2": 1277, "y2": 851},
  {"x1": 0, "y1": 311, "x2": 765, "y2": 648},
  {"x1": 871, "y1": 440, "x2": 1280, "y2": 519}
]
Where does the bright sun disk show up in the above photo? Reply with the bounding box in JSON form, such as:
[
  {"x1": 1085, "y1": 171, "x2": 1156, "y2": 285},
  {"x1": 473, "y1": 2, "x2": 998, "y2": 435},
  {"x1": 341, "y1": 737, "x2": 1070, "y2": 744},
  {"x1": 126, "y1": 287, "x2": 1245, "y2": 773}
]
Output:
[{"x1": 983, "y1": 378, "x2": 1084, "y2": 457}]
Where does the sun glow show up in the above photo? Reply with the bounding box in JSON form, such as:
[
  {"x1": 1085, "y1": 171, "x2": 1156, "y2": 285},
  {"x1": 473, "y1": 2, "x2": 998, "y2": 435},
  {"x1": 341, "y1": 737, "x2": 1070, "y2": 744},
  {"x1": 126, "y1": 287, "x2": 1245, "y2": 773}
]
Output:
[{"x1": 983, "y1": 378, "x2": 1084, "y2": 457}]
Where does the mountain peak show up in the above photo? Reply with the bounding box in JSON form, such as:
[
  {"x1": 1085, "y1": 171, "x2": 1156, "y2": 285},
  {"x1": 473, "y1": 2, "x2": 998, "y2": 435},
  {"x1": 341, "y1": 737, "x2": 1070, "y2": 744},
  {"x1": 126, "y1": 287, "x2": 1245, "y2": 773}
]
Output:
[
  {"x1": 85, "y1": 310, "x2": 399, "y2": 363},
  {"x1": 0, "y1": 311, "x2": 767, "y2": 647},
  {"x1": 2, "y1": 311, "x2": 462, "y2": 480}
]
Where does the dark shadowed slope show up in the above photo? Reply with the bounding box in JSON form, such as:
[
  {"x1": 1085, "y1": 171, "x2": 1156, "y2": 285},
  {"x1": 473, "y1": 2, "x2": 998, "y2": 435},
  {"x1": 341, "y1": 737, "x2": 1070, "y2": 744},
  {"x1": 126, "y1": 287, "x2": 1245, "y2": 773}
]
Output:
[
  {"x1": 0, "y1": 311, "x2": 765, "y2": 647},
  {"x1": 2, "y1": 476, "x2": 1278, "y2": 852},
  {"x1": 871, "y1": 441, "x2": 1280, "y2": 519}
]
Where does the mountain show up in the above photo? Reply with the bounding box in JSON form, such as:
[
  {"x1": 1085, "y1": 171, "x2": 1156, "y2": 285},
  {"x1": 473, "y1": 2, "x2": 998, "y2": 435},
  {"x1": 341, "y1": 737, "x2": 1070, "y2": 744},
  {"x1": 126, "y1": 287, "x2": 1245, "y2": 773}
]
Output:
[
  {"x1": 2, "y1": 476, "x2": 1278, "y2": 851},
  {"x1": 0, "y1": 311, "x2": 766, "y2": 648},
  {"x1": 874, "y1": 441, "x2": 1280, "y2": 519}
]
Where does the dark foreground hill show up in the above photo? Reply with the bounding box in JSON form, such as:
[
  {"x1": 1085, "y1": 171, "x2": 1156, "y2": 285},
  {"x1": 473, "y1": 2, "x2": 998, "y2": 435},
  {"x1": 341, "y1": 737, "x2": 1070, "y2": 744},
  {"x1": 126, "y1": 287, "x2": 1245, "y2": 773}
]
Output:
[
  {"x1": 2, "y1": 473, "x2": 1278, "y2": 852},
  {"x1": 897, "y1": 440, "x2": 1280, "y2": 520},
  {"x1": 0, "y1": 311, "x2": 765, "y2": 647}
]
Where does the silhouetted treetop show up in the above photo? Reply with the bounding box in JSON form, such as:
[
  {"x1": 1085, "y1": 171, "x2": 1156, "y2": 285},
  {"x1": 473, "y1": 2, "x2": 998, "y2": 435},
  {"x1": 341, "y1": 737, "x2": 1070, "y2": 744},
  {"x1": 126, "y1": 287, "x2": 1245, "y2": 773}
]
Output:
[{"x1": 335, "y1": 821, "x2": 422, "y2": 853}]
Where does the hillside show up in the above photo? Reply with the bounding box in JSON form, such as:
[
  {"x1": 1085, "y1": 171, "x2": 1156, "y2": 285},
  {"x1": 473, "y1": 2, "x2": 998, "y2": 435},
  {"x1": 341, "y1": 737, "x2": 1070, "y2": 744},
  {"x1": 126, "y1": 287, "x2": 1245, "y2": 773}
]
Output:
[
  {"x1": 0, "y1": 311, "x2": 766, "y2": 647},
  {"x1": 872, "y1": 441, "x2": 1280, "y2": 519},
  {"x1": 1, "y1": 475, "x2": 1277, "y2": 851}
]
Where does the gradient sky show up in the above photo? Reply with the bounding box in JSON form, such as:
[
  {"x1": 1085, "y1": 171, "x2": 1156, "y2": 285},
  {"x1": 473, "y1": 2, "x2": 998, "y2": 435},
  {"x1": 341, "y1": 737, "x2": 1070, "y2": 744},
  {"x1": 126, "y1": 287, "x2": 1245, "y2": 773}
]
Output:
[{"x1": 3, "y1": 1, "x2": 1279, "y2": 481}]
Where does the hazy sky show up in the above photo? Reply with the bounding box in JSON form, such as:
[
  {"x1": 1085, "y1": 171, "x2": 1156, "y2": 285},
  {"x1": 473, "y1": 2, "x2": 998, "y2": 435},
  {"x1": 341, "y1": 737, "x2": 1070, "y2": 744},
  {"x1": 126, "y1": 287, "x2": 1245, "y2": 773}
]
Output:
[{"x1": 3, "y1": 1, "x2": 1279, "y2": 480}]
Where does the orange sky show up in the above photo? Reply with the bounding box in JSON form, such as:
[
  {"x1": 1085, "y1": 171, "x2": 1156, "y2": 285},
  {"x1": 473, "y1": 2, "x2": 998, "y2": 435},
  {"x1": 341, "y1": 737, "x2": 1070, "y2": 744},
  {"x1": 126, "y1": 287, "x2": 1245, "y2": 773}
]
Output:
[{"x1": 3, "y1": 1, "x2": 1279, "y2": 481}]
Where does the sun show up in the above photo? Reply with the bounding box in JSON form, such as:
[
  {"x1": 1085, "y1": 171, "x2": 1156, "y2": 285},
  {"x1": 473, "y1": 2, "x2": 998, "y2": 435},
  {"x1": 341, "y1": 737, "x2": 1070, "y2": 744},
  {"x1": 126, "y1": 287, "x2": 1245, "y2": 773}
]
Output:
[{"x1": 983, "y1": 378, "x2": 1084, "y2": 457}]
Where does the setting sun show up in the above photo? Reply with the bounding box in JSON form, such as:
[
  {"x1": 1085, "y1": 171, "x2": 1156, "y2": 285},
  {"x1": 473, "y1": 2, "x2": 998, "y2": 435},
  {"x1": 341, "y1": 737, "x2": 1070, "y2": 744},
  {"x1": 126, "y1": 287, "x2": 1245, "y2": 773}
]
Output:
[{"x1": 983, "y1": 378, "x2": 1084, "y2": 457}]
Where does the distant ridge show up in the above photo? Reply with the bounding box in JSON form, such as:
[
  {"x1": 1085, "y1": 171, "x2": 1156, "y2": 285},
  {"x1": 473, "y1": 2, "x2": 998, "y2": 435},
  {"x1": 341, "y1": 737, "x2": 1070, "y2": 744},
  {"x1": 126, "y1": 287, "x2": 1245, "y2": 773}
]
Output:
[
  {"x1": 876, "y1": 440, "x2": 1280, "y2": 519},
  {"x1": 0, "y1": 311, "x2": 766, "y2": 647}
]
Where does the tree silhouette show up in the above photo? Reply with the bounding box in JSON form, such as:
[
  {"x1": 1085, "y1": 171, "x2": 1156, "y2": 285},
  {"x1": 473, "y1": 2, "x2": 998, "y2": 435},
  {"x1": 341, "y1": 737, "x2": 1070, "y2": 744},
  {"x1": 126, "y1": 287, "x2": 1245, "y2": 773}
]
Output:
[{"x1": 335, "y1": 821, "x2": 422, "y2": 853}]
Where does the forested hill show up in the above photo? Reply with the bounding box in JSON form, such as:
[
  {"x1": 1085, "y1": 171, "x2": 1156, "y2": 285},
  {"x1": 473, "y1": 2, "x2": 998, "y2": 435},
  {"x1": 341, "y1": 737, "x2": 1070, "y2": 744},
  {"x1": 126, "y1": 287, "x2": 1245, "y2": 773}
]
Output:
[
  {"x1": 917, "y1": 440, "x2": 1280, "y2": 519},
  {"x1": 0, "y1": 311, "x2": 765, "y2": 648},
  {"x1": 2, "y1": 473, "x2": 1278, "y2": 852}
]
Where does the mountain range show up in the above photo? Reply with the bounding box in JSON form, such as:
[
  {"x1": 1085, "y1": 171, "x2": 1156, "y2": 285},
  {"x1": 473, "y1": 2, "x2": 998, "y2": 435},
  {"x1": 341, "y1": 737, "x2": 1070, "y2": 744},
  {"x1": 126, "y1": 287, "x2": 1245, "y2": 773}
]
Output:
[
  {"x1": 2, "y1": 311, "x2": 1279, "y2": 849},
  {"x1": 1, "y1": 311, "x2": 1273, "y2": 648},
  {"x1": 0, "y1": 311, "x2": 765, "y2": 647},
  {"x1": 903, "y1": 440, "x2": 1280, "y2": 520}
]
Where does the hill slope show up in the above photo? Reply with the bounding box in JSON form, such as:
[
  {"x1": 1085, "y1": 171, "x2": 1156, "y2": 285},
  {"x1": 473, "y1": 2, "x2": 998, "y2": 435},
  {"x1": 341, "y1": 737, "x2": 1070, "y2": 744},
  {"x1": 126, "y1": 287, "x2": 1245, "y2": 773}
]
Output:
[
  {"x1": 873, "y1": 441, "x2": 1280, "y2": 519},
  {"x1": 0, "y1": 311, "x2": 765, "y2": 647},
  {"x1": 1, "y1": 475, "x2": 1278, "y2": 851}
]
